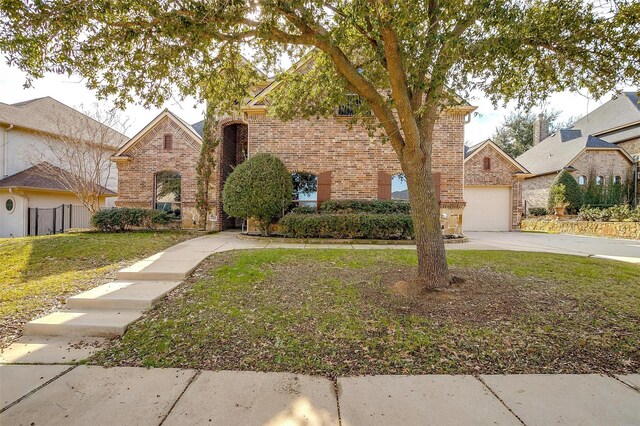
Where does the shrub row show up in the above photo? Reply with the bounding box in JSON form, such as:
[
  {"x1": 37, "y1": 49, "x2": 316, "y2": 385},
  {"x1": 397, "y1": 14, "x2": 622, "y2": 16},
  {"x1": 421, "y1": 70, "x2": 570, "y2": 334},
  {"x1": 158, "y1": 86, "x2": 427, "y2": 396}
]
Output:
[
  {"x1": 528, "y1": 207, "x2": 548, "y2": 216},
  {"x1": 279, "y1": 213, "x2": 414, "y2": 239},
  {"x1": 91, "y1": 208, "x2": 174, "y2": 232},
  {"x1": 319, "y1": 199, "x2": 411, "y2": 215},
  {"x1": 577, "y1": 205, "x2": 640, "y2": 222}
]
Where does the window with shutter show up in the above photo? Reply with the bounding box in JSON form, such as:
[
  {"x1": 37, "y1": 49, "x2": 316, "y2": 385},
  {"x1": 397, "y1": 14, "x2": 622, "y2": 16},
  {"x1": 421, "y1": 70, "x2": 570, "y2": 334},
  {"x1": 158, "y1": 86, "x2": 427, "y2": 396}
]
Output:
[
  {"x1": 317, "y1": 171, "x2": 332, "y2": 207},
  {"x1": 163, "y1": 134, "x2": 173, "y2": 150},
  {"x1": 378, "y1": 171, "x2": 392, "y2": 200}
]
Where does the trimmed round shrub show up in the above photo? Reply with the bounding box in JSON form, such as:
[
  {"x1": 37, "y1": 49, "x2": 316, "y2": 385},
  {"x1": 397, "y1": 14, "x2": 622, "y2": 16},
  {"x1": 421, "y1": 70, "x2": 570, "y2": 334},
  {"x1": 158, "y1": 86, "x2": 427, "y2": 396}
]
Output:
[
  {"x1": 547, "y1": 170, "x2": 583, "y2": 214},
  {"x1": 222, "y1": 153, "x2": 293, "y2": 235}
]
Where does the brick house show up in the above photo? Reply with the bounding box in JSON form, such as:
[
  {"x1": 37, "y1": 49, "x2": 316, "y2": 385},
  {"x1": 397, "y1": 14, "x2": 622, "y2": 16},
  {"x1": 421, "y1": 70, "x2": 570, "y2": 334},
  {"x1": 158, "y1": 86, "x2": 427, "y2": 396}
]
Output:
[
  {"x1": 463, "y1": 140, "x2": 530, "y2": 231},
  {"x1": 112, "y1": 70, "x2": 493, "y2": 233},
  {"x1": 517, "y1": 114, "x2": 635, "y2": 210}
]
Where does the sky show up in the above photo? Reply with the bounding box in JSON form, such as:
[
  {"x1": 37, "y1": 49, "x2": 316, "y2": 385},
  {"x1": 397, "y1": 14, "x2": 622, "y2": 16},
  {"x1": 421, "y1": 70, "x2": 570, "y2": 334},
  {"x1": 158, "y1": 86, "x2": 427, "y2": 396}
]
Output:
[{"x1": 0, "y1": 59, "x2": 630, "y2": 145}]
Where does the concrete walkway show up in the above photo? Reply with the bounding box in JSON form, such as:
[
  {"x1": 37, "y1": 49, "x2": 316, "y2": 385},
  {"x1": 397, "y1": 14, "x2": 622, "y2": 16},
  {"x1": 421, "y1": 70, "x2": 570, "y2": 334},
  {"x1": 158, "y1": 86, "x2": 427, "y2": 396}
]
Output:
[
  {"x1": 1, "y1": 366, "x2": 638, "y2": 425},
  {"x1": 2, "y1": 230, "x2": 639, "y2": 364}
]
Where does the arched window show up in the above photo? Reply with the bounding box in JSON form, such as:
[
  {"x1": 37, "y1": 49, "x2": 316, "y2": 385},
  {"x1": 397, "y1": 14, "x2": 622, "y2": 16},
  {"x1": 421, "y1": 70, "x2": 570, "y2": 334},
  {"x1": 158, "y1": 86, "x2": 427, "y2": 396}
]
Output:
[
  {"x1": 578, "y1": 175, "x2": 587, "y2": 186},
  {"x1": 155, "y1": 171, "x2": 181, "y2": 217},
  {"x1": 292, "y1": 172, "x2": 318, "y2": 209},
  {"x1": 391, "y1": 174, "x2": 408, "y2": 200},
  {"x1": 595, "y1": 175, "x2": 604, "y2": 185},
  {"x1": 613, "y1": 175, "x2": 622, "y2": 185}
]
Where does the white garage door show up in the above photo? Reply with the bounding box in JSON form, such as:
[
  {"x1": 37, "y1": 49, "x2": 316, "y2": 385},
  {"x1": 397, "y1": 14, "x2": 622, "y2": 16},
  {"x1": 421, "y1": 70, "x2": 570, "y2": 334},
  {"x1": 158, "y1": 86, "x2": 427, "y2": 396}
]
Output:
[{"x1": 464, "y1": 186, "x2": 511, "y2": 231}]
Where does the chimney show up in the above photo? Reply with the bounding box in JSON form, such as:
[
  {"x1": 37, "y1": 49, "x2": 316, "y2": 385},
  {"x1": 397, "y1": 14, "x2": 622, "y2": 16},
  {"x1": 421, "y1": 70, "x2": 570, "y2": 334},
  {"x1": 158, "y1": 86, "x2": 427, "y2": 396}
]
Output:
[{"x1": 533, "y1": 113, "x2": 549, "y2": 146}]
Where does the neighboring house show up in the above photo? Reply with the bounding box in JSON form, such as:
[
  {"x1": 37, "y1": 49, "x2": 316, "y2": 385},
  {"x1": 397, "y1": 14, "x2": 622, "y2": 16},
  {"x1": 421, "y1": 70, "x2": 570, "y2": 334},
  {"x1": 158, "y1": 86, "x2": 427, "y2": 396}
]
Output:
[
  {"x1": 112, "y1": 63, "x2": 483, "y2": 234},
  {"x1": 517, "y1": 92, "x2": 639, "y2": 210},
  {"x1": 0, "y1": 97, "x2": 127, "y2": 237},
  {"x1": 464, "y1": 140, "x2": 530, "y2": 231}
]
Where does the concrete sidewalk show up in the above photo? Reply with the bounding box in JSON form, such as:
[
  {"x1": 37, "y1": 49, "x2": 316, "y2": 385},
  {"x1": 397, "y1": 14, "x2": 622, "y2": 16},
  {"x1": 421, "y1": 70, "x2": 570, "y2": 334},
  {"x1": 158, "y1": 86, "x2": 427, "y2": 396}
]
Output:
[{"x1": 1, "y1": 366, "x2": 638, "y2": 425}]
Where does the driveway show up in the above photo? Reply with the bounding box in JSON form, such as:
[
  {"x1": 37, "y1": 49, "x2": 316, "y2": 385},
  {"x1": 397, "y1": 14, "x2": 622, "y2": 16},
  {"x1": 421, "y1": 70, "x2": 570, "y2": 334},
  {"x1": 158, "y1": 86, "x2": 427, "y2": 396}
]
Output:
[{"x1": 456, "y1": 231, "x2": 640, "y2": 264}]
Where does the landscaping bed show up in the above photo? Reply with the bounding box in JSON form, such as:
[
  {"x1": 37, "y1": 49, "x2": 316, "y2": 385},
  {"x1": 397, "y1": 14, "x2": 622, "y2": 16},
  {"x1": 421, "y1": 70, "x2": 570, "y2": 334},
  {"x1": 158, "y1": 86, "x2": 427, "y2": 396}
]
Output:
[
  {"x1": 521, "y1": 218, "x2": 640, "y2": 239},
  {"x1": 0, "y1": 230, "x2": 197, "y2": 347},
  {"x1": 93, "y1": 249, "x2": 640, "y2": 377}
]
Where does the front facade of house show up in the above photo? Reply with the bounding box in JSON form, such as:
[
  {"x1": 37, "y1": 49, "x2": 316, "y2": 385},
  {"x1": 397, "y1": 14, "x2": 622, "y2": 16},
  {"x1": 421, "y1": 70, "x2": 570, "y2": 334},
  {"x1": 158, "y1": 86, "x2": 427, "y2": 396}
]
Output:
[{"x1": 113, "y1": 106, "x2": 473, "y2": 234}]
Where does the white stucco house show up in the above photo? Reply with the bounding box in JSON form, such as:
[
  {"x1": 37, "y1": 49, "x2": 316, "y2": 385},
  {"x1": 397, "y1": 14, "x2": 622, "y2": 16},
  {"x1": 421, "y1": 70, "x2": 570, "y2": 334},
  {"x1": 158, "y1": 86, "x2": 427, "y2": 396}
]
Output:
[{"x1": 0, "y1": 97, "x2": 127, "y2": 237}]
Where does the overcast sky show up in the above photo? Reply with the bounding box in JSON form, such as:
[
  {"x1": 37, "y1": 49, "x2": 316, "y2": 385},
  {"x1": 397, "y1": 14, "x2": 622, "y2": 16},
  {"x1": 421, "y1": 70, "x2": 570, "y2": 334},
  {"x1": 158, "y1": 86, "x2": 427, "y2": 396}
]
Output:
[{"x1": 0, "y1": 59, "x2": 629, "y2": 145}]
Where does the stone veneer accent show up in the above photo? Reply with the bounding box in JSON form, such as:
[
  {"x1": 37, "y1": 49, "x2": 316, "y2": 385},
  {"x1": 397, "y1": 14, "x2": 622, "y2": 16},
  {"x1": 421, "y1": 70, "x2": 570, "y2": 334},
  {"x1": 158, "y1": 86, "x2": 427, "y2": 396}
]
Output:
[
  {"x1": 522, "y1": 149, "x2": 633, "y2": 210},
  {"x1": 464, "y1": 144, "x2": 525, "y2": 229},
  {"x1": 618, "y1": 137, "x2": 640, "y2": 157},
  {"x1": 521, "y1": 218, "x2": 640, "y2": 240}
]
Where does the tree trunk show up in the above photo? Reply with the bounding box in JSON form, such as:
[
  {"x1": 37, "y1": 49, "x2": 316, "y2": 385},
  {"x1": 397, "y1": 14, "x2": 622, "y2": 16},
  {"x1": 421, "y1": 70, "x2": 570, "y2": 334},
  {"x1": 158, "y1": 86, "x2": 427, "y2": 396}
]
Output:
[{"x1": 402, "y1": 155, "x2": 450, "y2": 291}]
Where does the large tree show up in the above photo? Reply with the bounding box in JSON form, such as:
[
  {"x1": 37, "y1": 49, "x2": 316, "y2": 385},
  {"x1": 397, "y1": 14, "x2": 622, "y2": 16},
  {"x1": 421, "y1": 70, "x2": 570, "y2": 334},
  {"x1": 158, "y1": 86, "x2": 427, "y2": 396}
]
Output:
[
  {"x1": 493, "y1": 109, "x2": 577, "y2": 158},
  {"x1": 2, "y1": 1, "x2": 638, "y2": 290}
]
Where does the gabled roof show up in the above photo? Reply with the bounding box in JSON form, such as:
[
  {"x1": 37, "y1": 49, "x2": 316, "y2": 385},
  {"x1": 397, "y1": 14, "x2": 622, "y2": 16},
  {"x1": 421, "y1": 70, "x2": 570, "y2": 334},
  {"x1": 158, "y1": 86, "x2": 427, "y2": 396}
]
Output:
[
  {"x1": 0, "y1": 162, "x2": 115, "y2": 195},
  {"x1": 112, "y1": 109, "x2": 202, "y2": 158},
  {"x1": 191, "y1": 120, "x2": 205, "y2": 137},
  {"x1": 569, "y1": 92, "x2": 640, "y2": 144},
  {"x1": 0, "y1": 96, "x2": 128, "y2": 147},
  {"x1": 516, "y1": 130, "x2": 632, "y2": 176},
  {"x1": 464, "y1": 139, "x2": 530, "y2": 174}
]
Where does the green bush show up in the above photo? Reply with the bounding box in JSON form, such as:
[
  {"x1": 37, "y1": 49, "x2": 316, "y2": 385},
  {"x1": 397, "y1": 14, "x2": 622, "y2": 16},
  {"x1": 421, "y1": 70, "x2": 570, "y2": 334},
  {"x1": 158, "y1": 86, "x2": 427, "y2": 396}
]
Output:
[
  {"x1": 548, "y1": 171, "x2": 582, "y2": 213},
  {"x1": 320, "y1": 199, "x2": 411, "y2": 214},
  {"x1": 91, "y1": 208, "x2": 174, "y2": 232},
  {"x1": 528, "y1": 207, "x2": 548, "y2": 216},
  {"x1": 222, "y1": 153, "x2": 293, "y2": 235},
  {"x1": 290, "y1": 205, "x2": 317, "y2": 214},
  {"x1": 279, "y1": 213, "x2": 414, "y2": 239},
  {"x1": 578, "y1": 205, "x2": 639, "y2": 222}
]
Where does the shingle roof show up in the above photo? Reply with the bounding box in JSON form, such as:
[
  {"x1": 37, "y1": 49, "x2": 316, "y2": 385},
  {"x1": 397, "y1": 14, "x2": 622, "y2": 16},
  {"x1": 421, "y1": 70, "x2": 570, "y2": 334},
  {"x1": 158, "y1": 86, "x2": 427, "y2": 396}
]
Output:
[
  {"x1": 569, "y1": 92, "x2": 640, "y2": 144},
  {"x1": 0, "y1": 97, "x2": 128, "y2": 147},
  {"x1": 191, "y1": 120, "x2": 205, "y2": 137},
  {"x1": 0, "y1": 162, "x2": 115, "y2": 195},
  {"x1": 516, "y1": 130, "x2": 624, "y2": 175}
]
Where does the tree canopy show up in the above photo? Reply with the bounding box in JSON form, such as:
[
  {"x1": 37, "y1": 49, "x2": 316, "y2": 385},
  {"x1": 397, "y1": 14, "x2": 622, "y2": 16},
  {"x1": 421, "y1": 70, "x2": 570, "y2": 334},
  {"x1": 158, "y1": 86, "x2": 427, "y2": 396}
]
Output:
[
  {"x1": 2, "y1": 0, "x2": 638, "y2": 289},
  {"x1": 492, "y1": 109, "x2": 577, "y2": 158}
]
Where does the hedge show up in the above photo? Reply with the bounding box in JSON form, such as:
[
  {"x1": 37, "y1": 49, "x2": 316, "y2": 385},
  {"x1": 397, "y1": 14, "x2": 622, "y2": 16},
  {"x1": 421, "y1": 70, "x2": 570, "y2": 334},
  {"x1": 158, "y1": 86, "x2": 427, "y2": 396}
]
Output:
[
  {"x1": 320, "y1": 199, "x2": 411, "y2": 215},
  {"x1": 91, "y1": 208, "x2": 173, "y2": 232},
  {"x1": 577, "y1": 205, "x2": 640, "y2": 222},
  {"x1": 279, "y1": 213, "x2": 414, "y2": 239},
  {"x1": 528, "y1": 207, "x2": 548, "y2": 216}
]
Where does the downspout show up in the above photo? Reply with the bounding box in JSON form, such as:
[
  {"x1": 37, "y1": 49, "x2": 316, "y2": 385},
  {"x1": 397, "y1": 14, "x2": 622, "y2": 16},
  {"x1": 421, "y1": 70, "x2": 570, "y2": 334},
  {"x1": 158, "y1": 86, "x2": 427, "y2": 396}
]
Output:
[
  {"x1": 633, "y1": 156, "x2": 638, "y2": 209},
  {"x1": 3, "y1": 124, "x2": 14, "y2": 177}
]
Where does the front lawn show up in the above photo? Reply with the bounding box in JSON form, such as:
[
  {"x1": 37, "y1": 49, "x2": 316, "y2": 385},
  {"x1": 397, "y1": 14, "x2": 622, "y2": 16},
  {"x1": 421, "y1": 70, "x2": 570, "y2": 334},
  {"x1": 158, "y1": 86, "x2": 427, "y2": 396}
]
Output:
[
  {"x1": 0, "y1": 231, "x2": 196, "y2": 346},
  {"x1": 94, "y1": 249, "x2": 640, "y2": 376}
]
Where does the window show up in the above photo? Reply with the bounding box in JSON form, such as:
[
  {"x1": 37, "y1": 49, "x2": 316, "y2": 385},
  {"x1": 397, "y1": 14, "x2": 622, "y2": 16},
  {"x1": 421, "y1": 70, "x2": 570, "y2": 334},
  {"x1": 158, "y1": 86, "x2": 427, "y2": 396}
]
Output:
[
  {"x1": 337, "y1": 94, "x2": 363, "y2": 116},
  {"x1": 155, "y1": 171, "x2": 181, "y2": 217},
  {"x1": 163, "y1": 134, "x2": 173, "y2": 150},
  {"x1": 595, "y1": 175, "x2": 604, "y2": 185},
  {"x1": 578, "y1": 175, "x2": 587, "y2": 186},
  {"x1": 613, "y1": 175, "x2": 622, "y2": 185},
  {"x1": 291, "y1": 172, "x2": 318, "y2": 209},
  {"x1": 391, "y1": 174, "x2": 408, "y2": 200},
  {"x1": 483, "y1": 157, "x2": 491, "y2": 170},
  {"x1": 5, "y1": 198, "x2": 15, "y2": 213}
]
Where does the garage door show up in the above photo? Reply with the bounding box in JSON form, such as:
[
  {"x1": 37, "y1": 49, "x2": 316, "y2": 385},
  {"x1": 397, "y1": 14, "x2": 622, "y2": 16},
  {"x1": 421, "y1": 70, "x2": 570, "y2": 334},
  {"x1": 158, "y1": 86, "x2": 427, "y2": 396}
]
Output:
[{"x1": 464, "y1": 186, "x2": 511, "y2": 231}]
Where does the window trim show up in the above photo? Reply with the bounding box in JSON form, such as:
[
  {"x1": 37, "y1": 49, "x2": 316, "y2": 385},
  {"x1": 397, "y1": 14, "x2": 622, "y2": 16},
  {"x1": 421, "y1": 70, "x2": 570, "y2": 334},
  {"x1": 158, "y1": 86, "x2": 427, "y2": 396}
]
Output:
[
  {"x1": 595, "y1": 175, "x2": 604, "y2": 186},
  {"x1": 578, "y1": 175, "x2": 587, "y2": 186},
  {"x1": 5, "y1": 197, "x2": 15, "y2": 214},
  {"x1": 613, "y1": 175, "x2": 622, "y2": 185}
]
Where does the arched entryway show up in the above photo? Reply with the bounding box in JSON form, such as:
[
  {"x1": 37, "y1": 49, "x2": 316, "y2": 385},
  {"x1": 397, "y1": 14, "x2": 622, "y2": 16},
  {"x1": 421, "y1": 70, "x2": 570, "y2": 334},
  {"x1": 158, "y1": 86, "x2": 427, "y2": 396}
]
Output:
[{"x1": 219, "y1": 122, "x2": 248, "y2": 229}]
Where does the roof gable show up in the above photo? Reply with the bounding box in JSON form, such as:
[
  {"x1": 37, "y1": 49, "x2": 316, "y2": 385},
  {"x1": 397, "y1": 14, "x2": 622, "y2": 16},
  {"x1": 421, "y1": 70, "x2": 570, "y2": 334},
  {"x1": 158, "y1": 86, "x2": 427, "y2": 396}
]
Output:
[
  {"x1": 464, "y1": 139, "x2": 530, "y2": 174},
  {"x1": 569, "y1": 92, "x2": 640, "y2": 144},
  {"x1": 113, "y1": 110, "x2": 202, "y2": 158}
]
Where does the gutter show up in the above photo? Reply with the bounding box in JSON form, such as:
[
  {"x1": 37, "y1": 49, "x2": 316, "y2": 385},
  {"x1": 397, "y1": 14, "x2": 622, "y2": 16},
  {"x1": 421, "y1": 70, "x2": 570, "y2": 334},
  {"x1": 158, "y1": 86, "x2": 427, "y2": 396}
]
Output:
[{"x1": 3, "y1": 124, "x2": 14, "y2": 177}]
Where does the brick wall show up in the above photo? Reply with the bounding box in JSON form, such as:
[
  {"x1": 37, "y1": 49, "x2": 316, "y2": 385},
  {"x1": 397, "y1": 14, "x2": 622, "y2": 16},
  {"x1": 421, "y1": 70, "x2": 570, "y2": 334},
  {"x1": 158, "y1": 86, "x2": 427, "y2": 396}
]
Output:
[
  {"x1": 114, "y1": 116, "x2": 201, "y2": 228},
  {"x1": 522, "y1": 149, "x2": 633, "y2": 210},
  {"x1": 618, "y1": 137, "x2": 640, "y2": 157},
  {"x1": 246, "y1": 112, "x2": 465, "y2": 205},
  {"x1": 464, "y1": 144, "x2": 524, "y2": 229}
]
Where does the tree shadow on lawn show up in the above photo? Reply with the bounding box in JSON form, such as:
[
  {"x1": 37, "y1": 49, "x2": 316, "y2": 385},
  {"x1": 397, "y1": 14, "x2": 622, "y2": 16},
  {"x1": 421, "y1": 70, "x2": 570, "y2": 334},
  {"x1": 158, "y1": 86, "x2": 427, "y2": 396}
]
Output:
[{"x1": 93, "y1": 249, "x2": 640, "y2": 377}]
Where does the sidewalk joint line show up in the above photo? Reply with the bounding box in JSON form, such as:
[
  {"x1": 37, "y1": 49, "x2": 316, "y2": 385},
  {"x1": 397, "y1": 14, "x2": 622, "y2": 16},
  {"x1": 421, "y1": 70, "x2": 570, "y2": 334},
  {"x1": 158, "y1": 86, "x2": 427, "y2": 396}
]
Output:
[
  {"x1": 0, "y1": 364, "x2": 77, "y2": 414},
  {"x1": 610, "y1": 374, "x2": 640, "y2": 394},
  {"x1": 333, "y1": 378, "x2": 343, "y2": 426},
  {"x1": 474, "y1": 375, "x2": 527, "y2": 426},
  {"x1": 158, "y1": 369, "x2": 201, "y2": 425}
]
